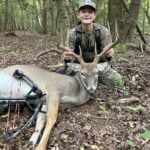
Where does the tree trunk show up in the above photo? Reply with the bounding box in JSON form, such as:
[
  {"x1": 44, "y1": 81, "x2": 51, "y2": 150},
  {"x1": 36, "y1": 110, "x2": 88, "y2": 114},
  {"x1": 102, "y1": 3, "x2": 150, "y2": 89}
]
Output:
[
  {"x1": 0, "y1": 15, "x2": 2, "y2": 31},
  {"x1": 108, "y1": 0, "x2": 141, "y2": 42},
  {"x1": 144, "y1": 10, "x2": 150, "y2": 25},
  {"x1": 108, "y1": 0, "x2": 116, "y2": 37},
  {"x1": 4, "y1": 0, "x2": 9, "y2": 31},
  {"x1": 49, "y1": 0, "x2": 56, "y2": 35},
  {"x1": 108, "y1": 0, "x2": 125, "y2": 39},
  {"x1": 33, "y1": 0, "x2": 42, "y2": 32},
  {"x1": 68, "y1": 0, "x2": 78, "y2": 28},
  {"x1": 56, "y1": 0, "x2": 70, "y2": 38},
  {"x1": 122, "y1": 0, "x2": 141, "y2": 42},
  {"x1": 42, "y1": 0, "x2": 48, "y2": 34},
  {"x1": 10, "y1": 2, "x2": 16, "y2": 30}
]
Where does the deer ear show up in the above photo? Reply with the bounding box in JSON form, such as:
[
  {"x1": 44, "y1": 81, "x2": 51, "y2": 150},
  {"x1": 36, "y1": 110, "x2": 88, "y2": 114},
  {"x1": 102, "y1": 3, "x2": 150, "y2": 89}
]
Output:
[{"x1": 97, "y1": 62, "x2": 108, "y2": 72}]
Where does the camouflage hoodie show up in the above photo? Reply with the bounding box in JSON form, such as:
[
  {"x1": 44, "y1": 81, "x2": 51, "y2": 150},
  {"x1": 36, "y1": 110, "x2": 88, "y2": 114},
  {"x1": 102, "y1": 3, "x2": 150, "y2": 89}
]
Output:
[{"x1": 65, "y1": 23, "x2": 112, "y2": 62}]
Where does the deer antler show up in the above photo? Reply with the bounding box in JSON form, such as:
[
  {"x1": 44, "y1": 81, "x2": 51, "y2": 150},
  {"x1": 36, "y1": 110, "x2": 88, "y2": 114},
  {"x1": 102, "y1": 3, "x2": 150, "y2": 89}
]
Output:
[
  {"x1": 94, "y1": 37, "x2": 119, "y2": 64},
  {"x1": 58, "y1": 42, "x2": 85, "y2": 65},
  {"x1": 94, "y1": 22, "x2": 119, "y2": 64},
  {"x1": 57, "y1": 41, "x2": 70, "y2": 52}
]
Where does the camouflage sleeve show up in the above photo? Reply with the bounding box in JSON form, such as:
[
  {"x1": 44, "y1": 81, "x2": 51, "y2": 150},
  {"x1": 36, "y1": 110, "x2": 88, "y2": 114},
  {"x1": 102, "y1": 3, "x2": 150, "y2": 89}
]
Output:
[
  {"x1": 101, "y1": 26, "x2": 112, "y2": 48},
  {"x1": 65, "y1": 28, "x2": 76, "y2": 51},
  {"x1": 100, "y1": 26, "x2": 112, "y2": 61}
]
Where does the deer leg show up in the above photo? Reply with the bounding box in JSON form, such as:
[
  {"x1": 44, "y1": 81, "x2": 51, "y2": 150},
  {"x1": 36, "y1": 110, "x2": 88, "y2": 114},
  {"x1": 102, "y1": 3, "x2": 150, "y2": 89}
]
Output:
[
  {"x1": 29, "y1": 105, "x2": 46, "y2": 146},
  {"x1": 36, "y1": 93, "x2": 59, "y2": 150}
]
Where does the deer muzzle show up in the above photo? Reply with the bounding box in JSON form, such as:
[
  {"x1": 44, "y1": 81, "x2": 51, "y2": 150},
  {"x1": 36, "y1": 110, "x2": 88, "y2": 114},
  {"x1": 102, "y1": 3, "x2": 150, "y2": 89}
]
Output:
[{"x1": 87, "y1": 86, "x2": 96, "y2": 96}]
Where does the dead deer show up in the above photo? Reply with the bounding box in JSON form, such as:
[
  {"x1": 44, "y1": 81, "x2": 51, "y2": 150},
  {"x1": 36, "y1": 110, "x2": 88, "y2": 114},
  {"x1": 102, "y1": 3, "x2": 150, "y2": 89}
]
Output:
[{"x1": 0, "y1": 38, "x2": 118, "y2": 150}]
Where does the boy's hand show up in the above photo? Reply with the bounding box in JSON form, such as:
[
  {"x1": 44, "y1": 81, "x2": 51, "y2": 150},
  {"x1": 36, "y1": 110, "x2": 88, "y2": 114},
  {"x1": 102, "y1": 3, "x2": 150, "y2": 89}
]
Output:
[
  {"x1": 63, "y1": 50, "x2": 73, "y2": 61},
  {"x1": 105, "y1": 48, "x2": 114, "y2": 58}
]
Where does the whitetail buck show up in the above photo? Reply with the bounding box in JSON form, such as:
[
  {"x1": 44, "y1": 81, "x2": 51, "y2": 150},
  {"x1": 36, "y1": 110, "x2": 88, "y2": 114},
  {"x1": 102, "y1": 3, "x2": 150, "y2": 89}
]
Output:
[{"x1": 0, "y1": 39, "x2": 118, "y2": 150}]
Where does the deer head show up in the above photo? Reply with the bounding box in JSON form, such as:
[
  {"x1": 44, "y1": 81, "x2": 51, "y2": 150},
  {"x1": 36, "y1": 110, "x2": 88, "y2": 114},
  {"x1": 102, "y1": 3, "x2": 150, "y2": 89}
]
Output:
[{"x1": 58, "y1": 37, "x2": 119, "y2": 96}]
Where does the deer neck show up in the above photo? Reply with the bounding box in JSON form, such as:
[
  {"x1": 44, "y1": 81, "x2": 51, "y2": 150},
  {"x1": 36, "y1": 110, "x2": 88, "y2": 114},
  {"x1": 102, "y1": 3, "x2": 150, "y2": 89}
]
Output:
[
  {"x1": 75, "y1": 73, "x2": 93, "y2": 97},
  {"x1": 60, "y1": 74, "x2": 91, "y2": 109}
]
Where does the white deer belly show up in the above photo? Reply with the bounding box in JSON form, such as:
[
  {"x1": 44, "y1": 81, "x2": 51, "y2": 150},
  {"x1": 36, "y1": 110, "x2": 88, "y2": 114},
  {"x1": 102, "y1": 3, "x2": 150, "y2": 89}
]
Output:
[{"x1": 0, "y1": 73, "x2": 32, "y2": 99}]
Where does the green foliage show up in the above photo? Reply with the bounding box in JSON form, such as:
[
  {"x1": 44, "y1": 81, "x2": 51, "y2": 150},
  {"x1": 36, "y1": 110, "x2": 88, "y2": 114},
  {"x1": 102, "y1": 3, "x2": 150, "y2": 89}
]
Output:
[
  {"x1": 80, "y1": 146, "x2": 85, "y2": 150},
  {"x1": 126, "y1": 139, "x2": 136, "y2": 147},
  {"x1": 0, "y1": 130, "x2": 3, "y2": 136},
  {"x1": 0, "y1": 0, "x2": 149, "y2": 34},
  {"x1": 140, "y1": 130, "x2": 150, "y2": 140},
  {"x1": 114, "y1": 47, "x2": 136, "y2": 63},
  {"x1": 114, "y1": 44, "x2": 126, "y2": 53},
  {"x1": 127, "y1": 105, "x2": 145, "y2": 112},
  {"x1": 98, "y1": 105, "x2": 110, "y2": 115},
  {"x1": 123, "y1": 91, "x2": 129, "y2": 96},
  {"x1": 126, "y1": 52, "x2": 136, "y2": 59},
  {"x1": 117, "y1": 57, "x2": 129, "y2": 62},
  {"x1": 138, "y1": 0, "x2": 150, "y2": 33},
  {"x1": 117, "y1": 51, "x2": 136, "y2": 62},
  {"x1": 112, "y1": 74, "x2": 124, "y2": 87}
]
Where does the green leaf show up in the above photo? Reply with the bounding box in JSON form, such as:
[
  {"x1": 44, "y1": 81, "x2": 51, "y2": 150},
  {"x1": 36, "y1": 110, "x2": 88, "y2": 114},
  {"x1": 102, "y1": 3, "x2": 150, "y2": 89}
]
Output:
[
  {"x1": 126, "y1": 140, "x2": 135, "y2": 147},
  {"x1": 80, "y1": 146, "x2": 85, "y2": 150},
  {"x1": 140, "y1": 130, "x2": 150, "y2": 140},
  {"x1": 127, "y1": 105, "x2": 145, "y2": 112},
  {"x1": 98, "y1": 105, "x2": 110, "y2": 115},
  {"x1": 114, "y1": 44, "x2": 126, "y2": 53}
]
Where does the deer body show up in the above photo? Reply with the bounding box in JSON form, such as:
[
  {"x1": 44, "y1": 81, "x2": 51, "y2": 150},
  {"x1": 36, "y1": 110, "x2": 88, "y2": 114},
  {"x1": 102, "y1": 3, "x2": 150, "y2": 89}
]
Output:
[{"x1": 0, "y1": 65, "x2": 91, "y2": 108}]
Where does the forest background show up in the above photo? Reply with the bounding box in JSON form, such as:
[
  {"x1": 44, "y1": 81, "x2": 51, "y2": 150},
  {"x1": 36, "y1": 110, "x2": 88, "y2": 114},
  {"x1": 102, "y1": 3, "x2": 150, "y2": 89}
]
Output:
[{"x1": 0, "y1": 0, "x2": 150, "y2": 43}]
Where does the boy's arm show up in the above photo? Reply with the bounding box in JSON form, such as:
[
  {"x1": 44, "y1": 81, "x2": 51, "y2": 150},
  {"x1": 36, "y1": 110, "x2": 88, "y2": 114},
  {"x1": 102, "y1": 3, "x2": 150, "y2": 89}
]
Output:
[{"x1": 101, "y1": 27, "x2": 114, "y2": 61}]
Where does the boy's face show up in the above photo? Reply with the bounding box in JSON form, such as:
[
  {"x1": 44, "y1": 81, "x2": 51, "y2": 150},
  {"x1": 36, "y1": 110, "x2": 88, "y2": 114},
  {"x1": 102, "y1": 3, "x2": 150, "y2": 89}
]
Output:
[{"x1": 77, "y1": 6, "x2": 96, "y2": 25}]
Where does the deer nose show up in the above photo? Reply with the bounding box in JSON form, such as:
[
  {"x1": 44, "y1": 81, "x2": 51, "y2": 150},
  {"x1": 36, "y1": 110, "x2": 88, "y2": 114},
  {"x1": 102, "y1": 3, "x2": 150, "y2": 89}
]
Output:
[{"x1": 88, "y1": 87, "x2": 95, "y2": 96}]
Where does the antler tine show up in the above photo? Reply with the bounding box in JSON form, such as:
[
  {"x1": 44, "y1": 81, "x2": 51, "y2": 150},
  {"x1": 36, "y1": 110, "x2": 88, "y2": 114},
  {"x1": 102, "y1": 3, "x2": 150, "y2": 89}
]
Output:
[
  {"x1": 71, "y1": 46, "x2": 85, "y2": 65},
  {"x1": 57, "y1": 41, "x2": 70, "y2": 52},
  {"x1": 57, "y1": 41, "x2": 85, "y2": 65},
  {"x1": 93, "y1": 42, "x2": 99, "y2": 64},
  {"x1": 57, "y1": 27, "x2": 70, "y2": 52},
  {"x1": 79, "y1": 45, "x2": 82, "y2": 57},
  {"x1": 93, "y1": 38, "x2": 119, "y2": 64},
  {"x1": 94, "y1": 42, "x2": 97, "y2": 55},
  {"x1": 76, "y1": 46, "x2": 85, "y2": 65},
  {"x1": 57, "y1": 28, "x2": 85, "y2": 65},
  {"x1": 115, "y1": 20, "x2": 119, "y2": 42},
  {"x1": 94, "y1": 23, "x2": 119, "y2": 64}
]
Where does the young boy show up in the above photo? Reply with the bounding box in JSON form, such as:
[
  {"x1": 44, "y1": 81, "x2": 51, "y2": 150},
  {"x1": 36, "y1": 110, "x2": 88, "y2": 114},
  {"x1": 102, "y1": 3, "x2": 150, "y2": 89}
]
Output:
[{"x1": 58, "y1": 0, "x2": 123, "y2": 86}]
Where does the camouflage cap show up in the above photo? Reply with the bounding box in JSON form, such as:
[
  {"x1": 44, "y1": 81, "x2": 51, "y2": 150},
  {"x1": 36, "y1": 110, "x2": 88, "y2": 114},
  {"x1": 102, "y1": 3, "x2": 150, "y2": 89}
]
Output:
[{"x1": 79, "y1": 0, "x2": 96, "y2": 11}]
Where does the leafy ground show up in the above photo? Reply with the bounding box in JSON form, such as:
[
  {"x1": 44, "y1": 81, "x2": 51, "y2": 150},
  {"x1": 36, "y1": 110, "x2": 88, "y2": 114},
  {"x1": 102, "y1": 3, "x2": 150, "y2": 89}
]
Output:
[{"x1": 0, "y1": 32, "x2": 149, "y2": 150}]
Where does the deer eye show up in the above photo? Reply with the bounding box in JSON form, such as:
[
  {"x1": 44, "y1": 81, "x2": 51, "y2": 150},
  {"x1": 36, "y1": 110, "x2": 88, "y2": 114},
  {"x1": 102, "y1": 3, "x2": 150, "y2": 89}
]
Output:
[
  {"x1": 80, "y1": 72, "x2": 86, "y2": 78},
  {"x1": 81, "y1": 72, "x2": 84, "y2": 76}
]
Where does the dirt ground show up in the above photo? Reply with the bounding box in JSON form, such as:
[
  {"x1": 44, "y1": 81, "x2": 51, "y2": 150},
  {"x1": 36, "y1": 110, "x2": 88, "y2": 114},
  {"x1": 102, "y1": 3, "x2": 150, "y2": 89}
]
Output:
[{"x1": 0, "y1": 32, "x2": 149, "y2": 150}]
